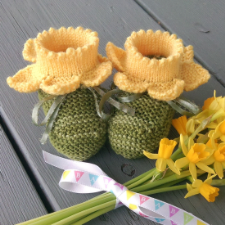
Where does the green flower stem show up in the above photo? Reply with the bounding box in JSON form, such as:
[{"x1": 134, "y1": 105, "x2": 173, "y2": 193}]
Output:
[
  {"x1": 171, "y1": 147, "x2": 182, "y2": 161},
  {"x1": 124, "y1": 168, "x2": 156, "y2": 187},
  {"x1": 157, "y1": 177, "x2": 188, "y2": 188},
  {"x1": 52, "y1": 200, "x2": 116, "y2": 225},
  {"x1": 17, "y1": 194, "x2": 114, "y2": 225},
  {"x1": 132, "y1": 171, "x2": 191, "y2": 193},
  {"x1": 141, "y1": 184, "x2": 187, "y2": 196},
  {"x1": 127, "y1": 151, "x2": 185, "y2": 190},
  {"x1": 72, "y1": 205, "x2": 115, "y2": 225},
  {"x1": 127, "y1": 168, "x2": 156, "y2": 189}
]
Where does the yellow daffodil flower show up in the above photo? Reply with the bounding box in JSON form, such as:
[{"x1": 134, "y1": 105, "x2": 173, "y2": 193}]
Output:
[
  {"x1": 191, "y1": 92, "x2": 225, "y2": 128},
  {"x1": 208, "y1": 91, "x2": 225, "y2": 113},
  {"x1": 143, "y1": 138, "x2": 180, "y2": 175},
  {"x1": 202, "y1": 96, "x2": 215, "y2": 111},
  {"x1": 185, "y1": 175, "x2": 219, "y2": 202},
  {"x1": 210, "y1": 119, "x2": 225, "y2": 142},
  {"x1": 175, "y1": 134, "x2": 214, "y2": 180},
  {"x1": 203, "y1": 143, "x2": 225, "y2": 179},
  {"x1": 172, "y1": 116, "x2": 188, "y2": 135}
]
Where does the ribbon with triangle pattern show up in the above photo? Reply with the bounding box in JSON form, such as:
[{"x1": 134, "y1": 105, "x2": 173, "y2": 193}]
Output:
[{"x1": 43, "y1": 151, "x2": 209, "y2": 225}]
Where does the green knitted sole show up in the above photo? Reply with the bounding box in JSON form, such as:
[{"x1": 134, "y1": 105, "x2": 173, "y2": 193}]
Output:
[
  {"x1": 108, "y1": 92, "x2": 174, "y2": 159},
  {"x1": 38, "y1": 88, "x2": 107, "y2": 161}
]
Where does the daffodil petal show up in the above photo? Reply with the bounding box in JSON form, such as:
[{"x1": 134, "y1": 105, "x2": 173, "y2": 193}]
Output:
[
  {"x1": 197, "y1": 133, "x2": 208, "y2": 143},
  {"x1": 205, "y1": 174, "x2": 217, "y2": 184},
  {"x1": 208, "y1": 130, "x2": 214, "y2": 138},
  {"x1": 156, "y1": 158, "x2": 167, "y2": 171},
  {"x1": 192, "y1": 179, "x2": 202, "y2": 188},
  {"x1": 207, "y1": 122, "x2": 217, "y2": 129},
  {"x1": 185, "y1": 188, "x2": 200, "y2": 198},
  {"x1": 186, "y1": 118, "x2": 195, "y2": 134},
  {"x1": 189, "y1": 162, "x2": 197, "y2": 180},
  {"x1": 175, "y1": 157, "x2": 189, "y2": 169},
  {"x1": 196, "y1": 162, "x2": 215, "y2": 174},
  {"x1": 186, "y1": 183, "x2": 192, "y2": 192},
  {"x1": 202, "y1": 156, "x2": 215, "y2": 166},
  {"x1": 188, "y1": 138, "x2": 195, "y2": 150},
  {"x1": 222, "y1": 162, "x2": 225, "y2": 168},
  {"x1": 180, "y1": 134, "x2": 188, "y2": 156},
  {"x1": 221, "y1": 135, "x2": 225, "y2": 142},
  {"x1": 166, "y1": 159, "x2": 180, "y2": 175},
  {"x1": 143, "y1": 151, "x2": 158, "y2": 160},
  {"x1": 214, "y1": 161, "x2": 224, "y2": 179}
]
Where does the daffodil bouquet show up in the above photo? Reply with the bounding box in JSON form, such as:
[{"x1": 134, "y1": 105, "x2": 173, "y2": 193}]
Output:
[{"x1": 18, "y1": 92, "x2": 225, "y2": 225}]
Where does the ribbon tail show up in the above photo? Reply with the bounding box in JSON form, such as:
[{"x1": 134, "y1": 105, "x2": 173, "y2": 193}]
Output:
[
  {"x1": 167, "y1": 96, "x2": 201, "y2": 116},
  {"x1": 32, "y1": 95, "x2": 56, "y2": 125},
  {"x1": 43, "y1": 151, "x2": 107, "y2": 175}
]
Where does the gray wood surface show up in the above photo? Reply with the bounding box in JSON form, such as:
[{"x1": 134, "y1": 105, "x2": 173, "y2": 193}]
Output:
[
  {"x1": 0, "y1": 125, "x2": 47, "y2": 224},
  {"x1": 0, "y1": 0, "x2": 225, "y2": 224}
]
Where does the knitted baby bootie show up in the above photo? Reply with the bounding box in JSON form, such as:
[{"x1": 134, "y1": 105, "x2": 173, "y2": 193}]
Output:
[
  {"x1": 7, "y1": 26, "x2": 112, "y2": 160},
  {"x1": 106, "y1": 29, "x2": 210, "y2": 159},
  {"x1": 108, "y1": 92, "x2": 174, "y2": 159},
  {"x1": 38, "y1": 88, "x2": 108, "y2": 160}
]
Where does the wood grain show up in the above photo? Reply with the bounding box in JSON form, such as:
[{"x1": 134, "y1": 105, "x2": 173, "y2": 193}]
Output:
[
  {"x1": 0, "y1": 0, "x2": 225, "y2": 224},
  {"x1": 0, "y1": 124, "x2": 47, "y2": 224}
]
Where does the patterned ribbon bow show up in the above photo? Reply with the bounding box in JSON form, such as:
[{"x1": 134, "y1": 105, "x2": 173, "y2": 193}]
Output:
[{"x1": 43, "y1": 151, "x2": 208, "y2": 225}]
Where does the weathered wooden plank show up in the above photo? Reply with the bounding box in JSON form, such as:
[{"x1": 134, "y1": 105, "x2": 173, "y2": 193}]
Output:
[
  {"x1": 135, "y1": 0, "x2": 225, "y2": 86},
  {"x1": 0, "y1": 0, "x2": 225, "y2": 224},
  {"x1": 0, "y1": 124, "x2": 47, "y2": 224}
]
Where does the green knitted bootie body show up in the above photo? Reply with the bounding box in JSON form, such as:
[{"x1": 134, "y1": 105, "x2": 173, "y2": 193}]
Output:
[
  {"x1": 108, "y1": 92, "x2": 174, "y2": 159},
  {"x1": 38, "y1": 88, "x2": 108, "y2": 161}
]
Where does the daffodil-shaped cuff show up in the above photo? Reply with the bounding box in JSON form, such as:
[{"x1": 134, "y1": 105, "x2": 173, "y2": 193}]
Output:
[
  {"x1": 106, "y1": 30, "x2": 210, "y2": 101},
  {"x1": 7, "y1": 27, "x2": 112, "y2": 95}
]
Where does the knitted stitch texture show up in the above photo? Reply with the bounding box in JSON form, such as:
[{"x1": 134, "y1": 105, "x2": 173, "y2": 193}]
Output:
[
  {"x1": 106, "y1": 30, "x2": 210, "y2": 101},
  {"x1": 38, "y1": 88, "x2": 108, "y2": 161},
  {"x1": 7, "y1": 27, "x2": 112, "y2": 95},
  {"x1": 108, "y1": 93, "x2": 174, "y2": 159}
]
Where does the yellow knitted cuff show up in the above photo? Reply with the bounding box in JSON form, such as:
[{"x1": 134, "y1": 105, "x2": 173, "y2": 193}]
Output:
[
  {"x1": 106, "y1": 30, "x2": 210, "y2": 101},
  {"x1": 7, "y1": 27, "x2": 112, "y2": 95}
]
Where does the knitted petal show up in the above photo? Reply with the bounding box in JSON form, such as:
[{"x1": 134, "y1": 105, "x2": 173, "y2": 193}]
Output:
[
  {"x1": 147, "y1": 79, "x2": 185, "y2": 101},
  {"x1": 81, "y1": 55, "x2": 112, "y2": 87},
  {"x1": 7, "y1": 65, "x2": 43, "y2": 93},
  {"x1": 114, "y1": 72, "x2": 149, "y2": 93},
  {"x1": 40, "y1": 75, "x2": 80, "y2": 95},
  {"x1": 181, "y1": 45, "x2": 194, "y2": 63},
  {"x1": 106, "y1": 42, "x2": 126, "y2": 72},
  {"x1": 23, "y1": 38, "x2": 36, "y2": 63},
  {"x1": 181, "y1": 62, "x2": 210, "y2": 91}
]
